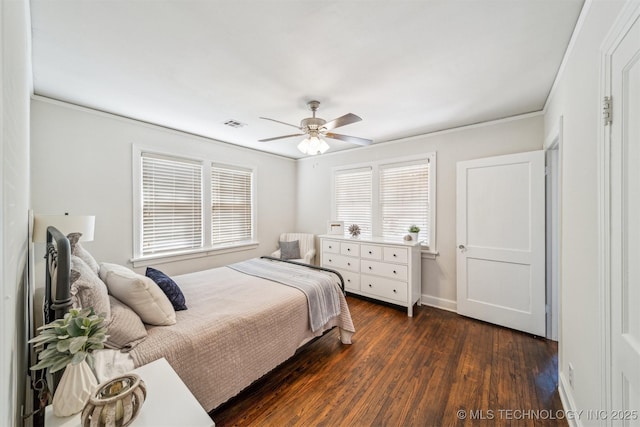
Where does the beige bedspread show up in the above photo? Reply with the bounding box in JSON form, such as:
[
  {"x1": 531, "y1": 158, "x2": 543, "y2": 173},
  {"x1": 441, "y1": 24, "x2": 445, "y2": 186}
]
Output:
[{"x1": 129, "y1": 263, "x2": 355, "y2": 412}]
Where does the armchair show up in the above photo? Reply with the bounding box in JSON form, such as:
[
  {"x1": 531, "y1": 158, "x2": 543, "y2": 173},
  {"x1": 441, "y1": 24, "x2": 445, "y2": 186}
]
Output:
[{"x1": 271, "y1": 233, "x2": 316, "y2": 264}]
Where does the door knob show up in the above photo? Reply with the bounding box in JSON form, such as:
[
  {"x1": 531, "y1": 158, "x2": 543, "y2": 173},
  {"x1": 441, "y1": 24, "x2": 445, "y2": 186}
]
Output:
[{"x1": 458, "y1": 244, "x2": 466, "y2": 250}]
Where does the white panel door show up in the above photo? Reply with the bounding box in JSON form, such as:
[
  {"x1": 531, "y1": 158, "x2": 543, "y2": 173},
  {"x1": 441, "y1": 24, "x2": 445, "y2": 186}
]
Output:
[
  {"x1": 610, "y1": 12, "x2": 640, "y2": 421},
  {"x1": 456, "y1": 151, "x2": 545, "y2": 336}
]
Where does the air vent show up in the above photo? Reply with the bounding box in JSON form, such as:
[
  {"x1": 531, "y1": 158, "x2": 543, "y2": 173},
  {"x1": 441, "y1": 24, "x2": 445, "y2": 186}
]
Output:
[{"x1": 223, "y1": 119, "x2": 246, "y2": 128}]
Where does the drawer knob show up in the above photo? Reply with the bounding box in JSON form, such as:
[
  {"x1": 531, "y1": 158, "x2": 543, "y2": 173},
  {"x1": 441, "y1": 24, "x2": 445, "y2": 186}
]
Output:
[
  {"x1": 347, "y1": 262, "x2": 351, "y2": 266},
  {"x1": 393, "y1": 253, "x2": 397, "y2": 257},
  {"x1": 329, "y1": 259, "x2": 332, "y2": 262},
  {"x1": 368, "y1": 266, "x2": 372, "y2": 270},
  {"x1": 347, "y1": 248, "x2": 351, "y2": 252},
  {"x1": 368, "y1": 284, "x2": 373, "y2": 288},
  {"x1": 393, "y1": 289, "x2": 397, "y2": 293},
  {"x1": 368, "y1": 251, "x2": 372, "y2": 254},
  {"x1": 347, "y1": 279, "x2": 351, "y2": 283},
  {"x1": 393, "y1": 270, "x2": 397, "y2": 274}
]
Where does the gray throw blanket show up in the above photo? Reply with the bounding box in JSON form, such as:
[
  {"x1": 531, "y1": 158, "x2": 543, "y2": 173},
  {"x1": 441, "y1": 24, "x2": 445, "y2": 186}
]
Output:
[{"x1": 228, "y1": 258, "x2": 341, "y2": 332}]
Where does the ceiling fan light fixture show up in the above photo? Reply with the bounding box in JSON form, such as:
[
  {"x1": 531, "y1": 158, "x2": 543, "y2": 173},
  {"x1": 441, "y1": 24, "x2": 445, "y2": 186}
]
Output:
[{"x1": 298, "y1": 135, "x2": 329, "y2": 155}]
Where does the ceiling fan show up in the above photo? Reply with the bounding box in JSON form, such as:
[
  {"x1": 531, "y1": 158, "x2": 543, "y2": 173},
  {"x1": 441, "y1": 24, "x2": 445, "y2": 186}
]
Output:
[{"x1": 259, "y1": 100, "x2": 373, "y2": 155}]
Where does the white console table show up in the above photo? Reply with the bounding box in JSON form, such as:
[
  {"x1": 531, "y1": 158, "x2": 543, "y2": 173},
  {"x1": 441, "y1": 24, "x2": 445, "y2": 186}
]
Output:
[
  {"x1": 320, "y1": 235, "x2": 422, "y2": 316},
  {"x1": 45, "y1": 357, "x2": 214, "y2": 427}
]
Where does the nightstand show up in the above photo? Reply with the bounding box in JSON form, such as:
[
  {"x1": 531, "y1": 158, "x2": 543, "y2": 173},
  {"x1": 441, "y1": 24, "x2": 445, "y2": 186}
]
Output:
[{"x1": 45, "y1": 357, "x2": 214, "y2": 427}]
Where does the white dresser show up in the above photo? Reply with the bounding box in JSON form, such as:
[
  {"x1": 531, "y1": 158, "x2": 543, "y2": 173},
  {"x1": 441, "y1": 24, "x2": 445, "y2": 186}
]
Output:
[{"x1": 319, "y1": 235, "x2": 421, "y2": 316}]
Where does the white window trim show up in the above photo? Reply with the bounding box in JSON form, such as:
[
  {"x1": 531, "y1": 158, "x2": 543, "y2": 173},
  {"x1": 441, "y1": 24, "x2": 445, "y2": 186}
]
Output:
[
  {"x1": 331, "y1": 152, "x2": 437, "y2": 255},
  {"x1": 130, "y1": 241, "x2": 260, "y2": 268},
  {"x1": 131, "y1": 145, "x2": 259, "y2": 265}
]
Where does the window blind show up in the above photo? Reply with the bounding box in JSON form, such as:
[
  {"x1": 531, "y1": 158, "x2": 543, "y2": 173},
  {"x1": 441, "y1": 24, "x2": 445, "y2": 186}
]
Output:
[
  {"x1": 380, "y1": 160, "x2": 430, "y2": 244},
  {"x1": 334, "y1": 167, "x2": 372, "y2": 237},
  {"x1": 141, "y1": 154, "x2": 203, "y2": 255},
  {"x1": 211, "y1": 164, "x2": 253, "y2": 245}
]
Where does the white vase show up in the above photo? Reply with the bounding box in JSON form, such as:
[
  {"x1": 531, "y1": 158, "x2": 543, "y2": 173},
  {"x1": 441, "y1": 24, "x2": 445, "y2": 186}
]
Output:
[
  {"x1": 410, "y1": 232, "x2": 419, "y2": 242},
  {"x1": 52, "y1": 360, "x2": 98, "y2": 417}
]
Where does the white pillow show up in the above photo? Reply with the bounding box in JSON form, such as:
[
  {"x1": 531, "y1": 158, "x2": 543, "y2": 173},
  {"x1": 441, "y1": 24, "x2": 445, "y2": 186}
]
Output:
[
  {"x1": 70, "y1": 255, "x2": 111, "y2": 320},
  {"x1": 99, "y1": 262, "x2": 176, "y2": 326},
  {"x1": 67, "y1": 233, "x2": 100, "y2": 275}
]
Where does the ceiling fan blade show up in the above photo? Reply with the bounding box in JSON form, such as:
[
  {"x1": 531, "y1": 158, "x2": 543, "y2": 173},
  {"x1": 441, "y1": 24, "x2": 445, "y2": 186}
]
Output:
[
  {"x1": 323, "y1": 113, "x2": 362, "y2": 131},
  {"x1": 259, "y1": 117, "x2": 301, "y2": 130},
  {"x1": 258, "y1": 133, "x2": 306, "y2": 142},
  {"x1": 325, "y1": 132, "x2": 372, "y2": 146}
]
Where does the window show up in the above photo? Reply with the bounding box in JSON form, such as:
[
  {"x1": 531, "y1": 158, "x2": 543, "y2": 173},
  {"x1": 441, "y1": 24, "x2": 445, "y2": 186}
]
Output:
[
  {"x1": 380, "y1": 160, "x2": 430, "y2": 243},
  {"x1": 334, "y1": 167, "x2": 372, "y2": 238},
  {"x1": 135, "y1": 149, "x2": 256, "y2": 262},
  {"x1": 333, "y1": 154, "x2": 435, "y2": 249},
  {"x1": 211, "y1": 164, "x2": 253, "y2": 245},
  {"x1": 141, "y1": 153, "x2": 203, "y2": 256}
]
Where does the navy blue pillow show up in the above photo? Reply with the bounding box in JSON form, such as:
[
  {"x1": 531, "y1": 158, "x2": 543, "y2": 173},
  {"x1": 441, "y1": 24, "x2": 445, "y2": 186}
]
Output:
[{"x1": 145, "y1": 267, "x2": 187, "y2": 311}]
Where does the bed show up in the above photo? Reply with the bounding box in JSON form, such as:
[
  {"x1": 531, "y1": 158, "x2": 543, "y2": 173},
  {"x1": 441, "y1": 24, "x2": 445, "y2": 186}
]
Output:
[{"x1": 40, "y1": 226, "x2": 355, "y2": 413}]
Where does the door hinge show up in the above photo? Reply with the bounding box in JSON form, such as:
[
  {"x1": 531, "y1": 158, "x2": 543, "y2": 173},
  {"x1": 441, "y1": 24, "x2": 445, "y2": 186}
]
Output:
[{"x1": 603, "y1": 96, "x2": 612, "y2": 126}]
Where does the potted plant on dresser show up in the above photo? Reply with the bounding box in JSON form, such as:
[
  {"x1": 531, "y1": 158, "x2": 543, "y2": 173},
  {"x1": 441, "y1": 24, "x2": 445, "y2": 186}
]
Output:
[{"x1": 408, "y1": 225, "x2": 420, "y2": 242}]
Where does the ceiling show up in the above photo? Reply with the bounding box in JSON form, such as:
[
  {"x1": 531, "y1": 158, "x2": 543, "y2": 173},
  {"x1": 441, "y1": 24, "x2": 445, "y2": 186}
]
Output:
[{"x1": 30, "y1": 0, "x2": 584, "y2": 159}]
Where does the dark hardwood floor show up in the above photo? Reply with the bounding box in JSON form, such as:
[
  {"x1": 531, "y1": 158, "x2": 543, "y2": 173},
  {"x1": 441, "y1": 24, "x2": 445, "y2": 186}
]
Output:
[{"x1": 210, "y1": 296, "x2": 565, "y2": 427}]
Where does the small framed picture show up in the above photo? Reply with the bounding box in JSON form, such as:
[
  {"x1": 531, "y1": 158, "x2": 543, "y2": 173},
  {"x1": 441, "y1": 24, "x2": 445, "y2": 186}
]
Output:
[{"x1": 327, "y1": 221, "x2": 344, "y2": 235}]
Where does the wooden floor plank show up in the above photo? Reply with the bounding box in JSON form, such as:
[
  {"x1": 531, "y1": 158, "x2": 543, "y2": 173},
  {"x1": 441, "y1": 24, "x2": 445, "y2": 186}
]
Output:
[{"x1": 210, "y1": 296, "x2": 565, "y2": 427}]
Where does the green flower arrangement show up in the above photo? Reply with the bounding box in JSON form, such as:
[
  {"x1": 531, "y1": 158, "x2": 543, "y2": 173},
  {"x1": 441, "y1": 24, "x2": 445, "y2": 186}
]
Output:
[{"x1": 29, "y1": 308, "x2": 108, "y2": 373}]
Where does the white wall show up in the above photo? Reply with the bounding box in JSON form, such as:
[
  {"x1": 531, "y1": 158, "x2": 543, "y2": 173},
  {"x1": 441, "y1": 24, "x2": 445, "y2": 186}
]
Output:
[
  {"x1": 30, "y1": 98, "x2": 297, "y2": 277},
  {"x1": 1, "y1": 0, "x2": 32, "y2": 425},
  {"x1": 296, "y1": 114, "x2": 543, "y2": 309},
  {"x1": 543, "y1": 0, "x2": 625, "y2": 418}
]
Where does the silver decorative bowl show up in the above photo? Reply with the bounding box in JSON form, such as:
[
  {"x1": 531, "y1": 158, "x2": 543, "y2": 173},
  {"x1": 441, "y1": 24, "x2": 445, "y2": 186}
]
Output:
[{"x1": 81, "y1": 374, "x2": 147, "y2": 427}]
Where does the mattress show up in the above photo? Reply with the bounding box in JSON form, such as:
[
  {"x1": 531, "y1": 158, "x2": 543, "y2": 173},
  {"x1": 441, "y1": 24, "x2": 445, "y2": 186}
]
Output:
[{"x1": 124, "y1": 262, "x2": 355, "y2": 411}]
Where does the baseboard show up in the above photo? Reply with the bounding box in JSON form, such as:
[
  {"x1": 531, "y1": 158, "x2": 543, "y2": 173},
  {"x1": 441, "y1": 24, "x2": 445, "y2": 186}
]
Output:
[
  {"x1": 558, "y1": 372, "x2": 582, "y2": 427},
  {"x1": 421, "y1": 294, "x2": 457, "y2": 312}
]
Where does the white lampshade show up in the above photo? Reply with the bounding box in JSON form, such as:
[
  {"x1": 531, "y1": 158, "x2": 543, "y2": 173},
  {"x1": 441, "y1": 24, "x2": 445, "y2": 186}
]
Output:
[
  {"x1": 32, "y1": 214, "x2": 95, "y2": 243},
  {"x1": 297, "y1": 138, "x2": 310, "y2": 154},
  {"x1": 318, "y1": 138, "x2": 330, "y2": 154}
]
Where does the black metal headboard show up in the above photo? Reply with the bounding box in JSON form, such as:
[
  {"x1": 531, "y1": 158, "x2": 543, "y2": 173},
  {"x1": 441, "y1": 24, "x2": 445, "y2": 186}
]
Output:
[
  {"x1": 42, "y1": 226, "x2": 73, "y2": 393},
  {"x1": 43, "y1": 226, "x2": 73, "y2": 326}
]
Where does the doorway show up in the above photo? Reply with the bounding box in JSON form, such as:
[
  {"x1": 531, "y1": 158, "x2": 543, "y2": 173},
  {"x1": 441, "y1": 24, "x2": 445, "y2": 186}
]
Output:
[{"x1": 545, "y1": 121, "x2": 561, "y2": 341}]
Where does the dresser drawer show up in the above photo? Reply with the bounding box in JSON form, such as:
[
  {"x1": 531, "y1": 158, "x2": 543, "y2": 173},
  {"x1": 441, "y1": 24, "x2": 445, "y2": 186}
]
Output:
[
  {"x1": 322, "y1": 240, "x2": 341, "y2": 254},
  {"x1": 339, "y1": 270, "x2": 360, "y2": 292},
  {"x1": 383, "y1": 247, "x2": 408, "y2": 264},
  {"x1": 361, "y1": 275, "x2": 407, "y2": 303},
  {"x1": 340, "y1": 241, "x2": 360, "y2": 257},
  {"x1": 360, "y1": 244, "x2": 382, "y2": 260},
  {"x1": 323, "y1": 253, "x2": 359, "y2": 272},
  {"x1": 361, "y1": 259, "x2": 408, "y2": 281}
]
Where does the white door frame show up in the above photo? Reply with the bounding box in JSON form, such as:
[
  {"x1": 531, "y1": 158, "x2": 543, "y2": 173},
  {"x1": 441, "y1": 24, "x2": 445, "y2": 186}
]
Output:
[
  {"x1": 600, "y1": 0, "x2": 640, "y2": 420},
  {"x1": 544, "y1": 117, "x2": 563, "y2": 342}
]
